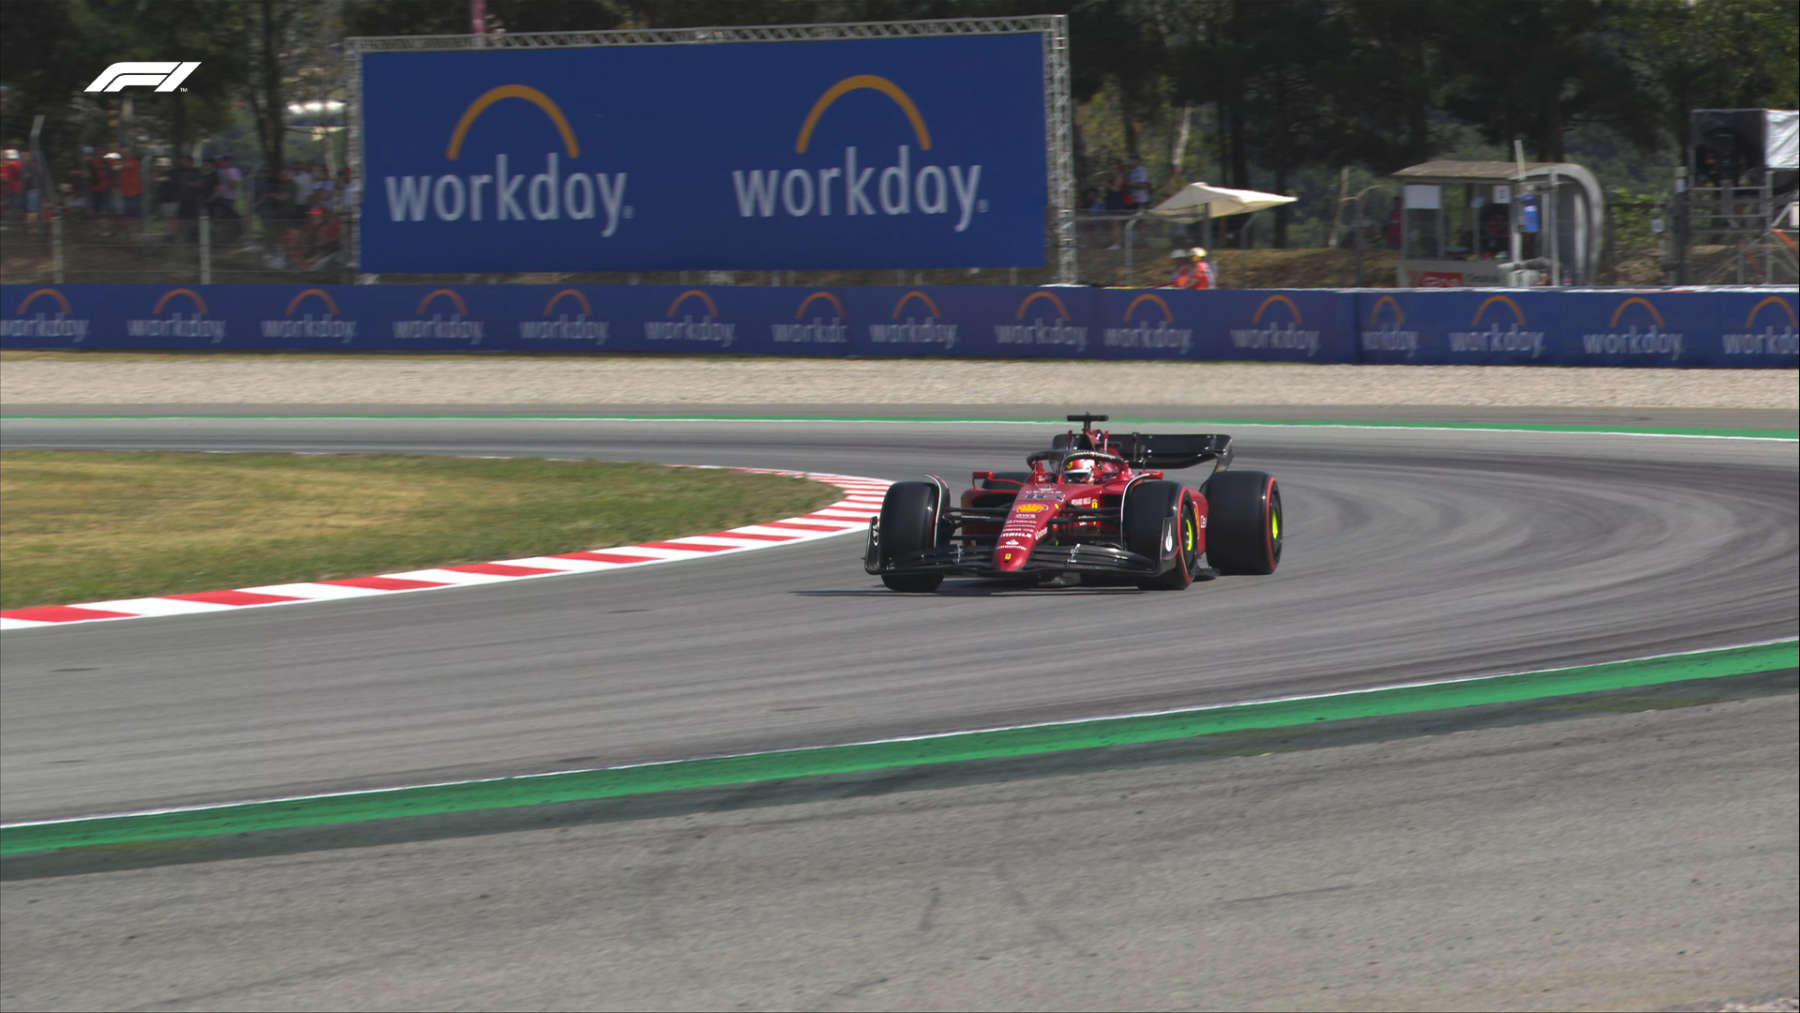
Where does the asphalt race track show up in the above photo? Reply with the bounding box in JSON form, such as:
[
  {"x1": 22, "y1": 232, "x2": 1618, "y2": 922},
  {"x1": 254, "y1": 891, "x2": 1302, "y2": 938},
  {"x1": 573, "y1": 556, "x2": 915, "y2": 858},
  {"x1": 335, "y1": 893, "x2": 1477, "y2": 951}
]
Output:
[{"x1": 1, "y1": 412, "x2": 1796, "y2": 1011}]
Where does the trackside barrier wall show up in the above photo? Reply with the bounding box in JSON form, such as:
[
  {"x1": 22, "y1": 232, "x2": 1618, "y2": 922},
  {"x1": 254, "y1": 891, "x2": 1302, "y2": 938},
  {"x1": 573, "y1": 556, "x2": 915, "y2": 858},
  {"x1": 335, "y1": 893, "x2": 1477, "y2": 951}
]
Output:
[{"x1": 3, "y1": 285, "x2": 1795, "y2": 367}]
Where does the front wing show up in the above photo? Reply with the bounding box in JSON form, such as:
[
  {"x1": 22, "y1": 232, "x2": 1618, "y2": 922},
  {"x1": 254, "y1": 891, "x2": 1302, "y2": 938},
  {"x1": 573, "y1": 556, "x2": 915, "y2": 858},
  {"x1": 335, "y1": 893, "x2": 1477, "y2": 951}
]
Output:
[{"x1": 863, "y1": 519, "x2": 1167, "y2": 579}]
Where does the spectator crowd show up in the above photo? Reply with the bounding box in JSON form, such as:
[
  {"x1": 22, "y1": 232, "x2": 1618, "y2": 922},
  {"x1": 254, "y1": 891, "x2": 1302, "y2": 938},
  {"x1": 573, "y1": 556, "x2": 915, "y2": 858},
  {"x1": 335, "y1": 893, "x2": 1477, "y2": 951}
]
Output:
[{"x1": 3, "y1": 143, "x2": 359, "y2": 270}]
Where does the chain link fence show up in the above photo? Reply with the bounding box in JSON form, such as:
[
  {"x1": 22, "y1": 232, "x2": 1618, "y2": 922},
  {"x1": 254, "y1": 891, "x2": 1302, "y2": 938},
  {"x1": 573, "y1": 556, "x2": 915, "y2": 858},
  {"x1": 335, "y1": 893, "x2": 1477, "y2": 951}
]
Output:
[
  {"x1": 0, "y1": 189, "x2": 354, "y2": 287},
  {"x1": 3, "y1": 187, "x2": 1776, "y2": 289}
]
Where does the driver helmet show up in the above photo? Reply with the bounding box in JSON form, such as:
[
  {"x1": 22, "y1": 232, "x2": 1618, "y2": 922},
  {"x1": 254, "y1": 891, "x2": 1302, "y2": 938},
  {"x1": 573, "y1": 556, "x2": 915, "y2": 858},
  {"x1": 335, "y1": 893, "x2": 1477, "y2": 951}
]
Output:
[{"x1": 1063, "y1": 456, "x2": 1095, "y2": 483}]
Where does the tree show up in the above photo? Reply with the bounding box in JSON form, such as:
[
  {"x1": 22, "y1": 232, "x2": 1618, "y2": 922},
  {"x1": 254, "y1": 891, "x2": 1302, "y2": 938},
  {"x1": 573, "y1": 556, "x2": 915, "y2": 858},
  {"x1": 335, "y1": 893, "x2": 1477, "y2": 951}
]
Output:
[
  {"x1": 0, "y1": 0, "x2": 246, "y2": 175},
  {"x1": 1633, "y1": 0, "x2": 1800, "y2": 160}
]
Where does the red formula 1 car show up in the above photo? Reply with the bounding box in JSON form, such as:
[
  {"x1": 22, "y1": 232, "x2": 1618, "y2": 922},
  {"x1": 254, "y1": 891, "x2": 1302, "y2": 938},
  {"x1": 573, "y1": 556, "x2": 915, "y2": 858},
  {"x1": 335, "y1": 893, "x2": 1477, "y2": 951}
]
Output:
[{"x1": 864, "y1": 413, "x2": 1282, "y2": 592}]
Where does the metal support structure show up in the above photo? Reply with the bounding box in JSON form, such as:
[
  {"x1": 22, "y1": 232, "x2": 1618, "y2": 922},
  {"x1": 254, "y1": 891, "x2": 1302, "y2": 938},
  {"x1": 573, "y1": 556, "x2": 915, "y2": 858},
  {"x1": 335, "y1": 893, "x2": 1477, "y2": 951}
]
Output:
[
  {"x1": 50, "y1": 215, "x2": 63, "y2": 284},
  {"x1": 1123, "y1": 215, "x2": 1141, "y2": 281},
  {"x1": 1042, "y1": 17, "x2": 1076, "y2": 284},
  {"x1": 343, "y1": 16, "x2": 1073, "y2": 284},
  {"x1": 198, "y1": 215, "x2": 212, "y2": 285}
]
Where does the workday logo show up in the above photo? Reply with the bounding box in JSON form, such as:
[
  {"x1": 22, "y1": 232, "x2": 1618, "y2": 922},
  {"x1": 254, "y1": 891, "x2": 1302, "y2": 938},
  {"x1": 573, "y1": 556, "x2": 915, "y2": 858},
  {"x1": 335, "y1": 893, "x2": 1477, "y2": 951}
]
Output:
[
  {"x1": 994, "y1": 291, "x2": 1087, "y2": 353},
  {"x1": 1580, "y1": 297, "x2": 1683, "y2": 362},
  {"x1": 730, "y1": 75, "x2": 985, "y2": 233},
  {"x1": 1719, "y1": 296, "x2": 1797, "y2": 358},
  {"x1": 1105, "y1": 293, "x2": 1192, "y2": 355},
  {"x1": 1230, "y1": 295, "x2": 1321, "y2": 357},
  {"x1": 1449, "y1": 296, "x2": 1547, "y2": 360},
  {"x1": 381, "y1": 84, "x2": 630, "y2": 236},
  {"x1": 771, "y1": 292, "x2": 848, "y2": 346},
  {"x1": 645, "y1": 290, "x2": 735, "y2": 348},
  {"x1": 1360, "y1": 295, "x2": 1420, "y2": 359},
  {"x1": 259, "y1": 288, "x2": 356, "y2": 344},
  {"x1": 394, "y1": 288, "x2": 483, "y2": 345},
  {"x1": 867, "y1": 290, "x2": 957, "y2": 350},
  {"x1": 126, "y1": 288, "x2": 226, "y2": 343},
  {"x1": 2, "y1": 288, "x2": 88, "y2": 342},
  {"x1": 86, "y1": 62, "x2": 200, "y2": 93},
  {"x1": 520, "y1": 289, "x2": 607, "y2": 345}
]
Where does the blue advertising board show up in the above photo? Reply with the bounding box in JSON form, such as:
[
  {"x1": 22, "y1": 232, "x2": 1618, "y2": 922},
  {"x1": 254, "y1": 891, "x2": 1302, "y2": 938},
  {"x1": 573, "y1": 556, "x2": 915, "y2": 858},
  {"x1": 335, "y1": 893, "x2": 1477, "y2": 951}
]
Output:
[
  {"x1": 1353, "y1": 289, "x2": 1800, "y2": 367},
  {"x1": 358, "y1": 35, "x2": 1048, "y2": 273},
  {"x1": 4, "y1": 284, "x2": 1794, "y2": 369},
  {"x1": 1094, "y1": 288, "x2": 1358, "y2": 363}
]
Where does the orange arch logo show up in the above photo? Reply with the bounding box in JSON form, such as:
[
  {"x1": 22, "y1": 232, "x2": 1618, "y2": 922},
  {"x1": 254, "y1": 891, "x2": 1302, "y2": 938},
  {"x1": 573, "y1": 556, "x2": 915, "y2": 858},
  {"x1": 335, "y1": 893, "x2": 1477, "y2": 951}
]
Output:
[
  {"x1": 892, "y1": 290, "x2": 941, "y2": 319},
  {"x1": 1122, "y1": 293, "x2": 1174, "y2": 322},
  {"x1": 446, "y1": 84, "x2": 580, "y2": 160},
  {"x1": 152, "y1": 288, "x2": 208, "y2": 315},
  {"x1": 1471, "y1": 295, "x2": 1526, "y2": 326},
  {"x1": 796, "y1": 75, "x2": 932, "y2": 154},
  {"x1": 416, "y1": 289, "x2": 469, "y2": 316},
  {"x1": 544, "y1": 289, "x2": 592, "y2": 317},
  {"x1": 1744, "y1": 296, "x2": 1796, "y2": 329},
  {"x1": 795, "y1": 291, "x2": 846, "y2": 319},
  {"x1": 1369, "y1": 295, "x2": 1405, "y2": 325},
  {"x1": 1016, "y1": 291, "x2": 1071, "y2": 320},
  {"x1": 1609, "y1": 297, "x2": 1664, "y2": 328},
  {"x1": 15, "y1": 288, "x2": 71, "y2": 315},
  {"x1": 667, "y1": 289, "x2": 719, "y2": 318},
  {"x1": 1252, "y1": 295, "x2": 1303, "y2": 326},
  {"x1": 285, "y1": 288, "x2": 339, "y2": 317}
]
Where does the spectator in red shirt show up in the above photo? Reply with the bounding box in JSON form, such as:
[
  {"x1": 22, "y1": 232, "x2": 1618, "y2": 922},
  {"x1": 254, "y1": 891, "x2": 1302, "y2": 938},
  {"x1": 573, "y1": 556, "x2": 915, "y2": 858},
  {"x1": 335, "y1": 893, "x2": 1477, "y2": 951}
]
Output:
[
  {"x1": 88, "y1": 151, "x2": 111, "y2": 216},
  {"x1": 115, "y1": 149, "x2": 143, "y2": 222},
  {"x1": 1, "y1": 150, "x2": 22, "y2": 223}
]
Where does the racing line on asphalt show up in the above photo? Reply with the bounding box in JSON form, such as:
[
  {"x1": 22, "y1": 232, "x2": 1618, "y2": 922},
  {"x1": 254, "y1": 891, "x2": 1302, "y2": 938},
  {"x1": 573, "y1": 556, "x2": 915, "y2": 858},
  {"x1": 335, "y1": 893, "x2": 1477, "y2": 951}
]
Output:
[
  {"x1": 1, "y1": 414, "x2": 1795, "y2": 852},
  {"x1": 3, "y1": 639, "x2": 1793, "y2": 855}
]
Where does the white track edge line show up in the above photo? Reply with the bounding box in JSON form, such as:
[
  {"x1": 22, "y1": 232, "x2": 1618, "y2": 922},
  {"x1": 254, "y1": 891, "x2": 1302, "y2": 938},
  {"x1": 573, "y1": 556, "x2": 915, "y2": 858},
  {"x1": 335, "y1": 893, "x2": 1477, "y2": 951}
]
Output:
[{"x1": 4, "y1": 636, "x2": 1792, "y2": 830}]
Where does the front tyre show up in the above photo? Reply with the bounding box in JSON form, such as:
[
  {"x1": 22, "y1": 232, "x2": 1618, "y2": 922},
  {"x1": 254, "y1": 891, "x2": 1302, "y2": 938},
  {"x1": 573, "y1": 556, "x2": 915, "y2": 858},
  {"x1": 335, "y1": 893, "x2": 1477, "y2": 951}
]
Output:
[
  {"x1": 1124, "y1": 480, "x2": 1196, "y2": 590},
  {"x1": 1204, "y1": 471, "x2": 1282, "y2": 575},
  {"x1": 877, "y1": 481, "x2": 945, "y2": 593}
]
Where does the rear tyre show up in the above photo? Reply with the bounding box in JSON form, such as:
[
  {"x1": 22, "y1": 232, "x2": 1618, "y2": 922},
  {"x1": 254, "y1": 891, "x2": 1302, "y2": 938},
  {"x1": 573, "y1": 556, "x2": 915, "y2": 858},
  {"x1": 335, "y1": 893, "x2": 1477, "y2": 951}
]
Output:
[
  {"x1": 1124, "y1": 480, "x2": 1195, "y2": 590},
  {"x1": 1204, "y1": 471, "x2": 1282, "y2": 575},
  {"x1": 878, "y1": 481, "x2": 945, "y2": 593}
]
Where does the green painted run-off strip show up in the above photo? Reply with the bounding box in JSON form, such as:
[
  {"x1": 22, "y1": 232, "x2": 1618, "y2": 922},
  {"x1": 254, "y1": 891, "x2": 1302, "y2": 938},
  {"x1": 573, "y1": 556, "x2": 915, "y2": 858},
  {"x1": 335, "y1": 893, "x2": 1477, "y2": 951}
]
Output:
[{"x1": 4, "y1": 640, "x2": 1794, "y2": 857}]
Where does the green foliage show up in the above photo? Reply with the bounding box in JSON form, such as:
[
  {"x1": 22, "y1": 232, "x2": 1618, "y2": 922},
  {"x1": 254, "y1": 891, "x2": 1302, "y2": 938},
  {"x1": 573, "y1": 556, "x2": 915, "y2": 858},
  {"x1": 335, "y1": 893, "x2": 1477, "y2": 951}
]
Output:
[{"x1": 3, "y1": 0, "x2": 1793, "y2": 247}]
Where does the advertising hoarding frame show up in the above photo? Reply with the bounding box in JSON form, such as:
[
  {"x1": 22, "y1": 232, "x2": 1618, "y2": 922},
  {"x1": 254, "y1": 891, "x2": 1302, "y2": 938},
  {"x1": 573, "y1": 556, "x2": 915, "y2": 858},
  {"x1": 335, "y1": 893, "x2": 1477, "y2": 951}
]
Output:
[{"x1": 342, "y1": 16, "x2": 1074, "y2": 283}]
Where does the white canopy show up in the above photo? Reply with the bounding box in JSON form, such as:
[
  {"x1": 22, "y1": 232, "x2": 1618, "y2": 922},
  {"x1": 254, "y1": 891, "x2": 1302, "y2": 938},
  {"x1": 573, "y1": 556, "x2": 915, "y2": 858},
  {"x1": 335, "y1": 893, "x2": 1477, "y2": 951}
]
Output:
[
  {"x1": 1148, "y1": 181, "x2": 1297, "y2": 222},
  {"x1": 1766, "y1": 109, "x2": 1797, "y2": 169}
]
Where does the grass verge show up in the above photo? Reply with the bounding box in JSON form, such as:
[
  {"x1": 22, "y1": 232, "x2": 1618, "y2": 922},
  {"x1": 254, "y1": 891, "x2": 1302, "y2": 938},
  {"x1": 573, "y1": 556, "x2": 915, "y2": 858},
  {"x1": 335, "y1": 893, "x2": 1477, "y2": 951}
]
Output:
[{"x1": 0, "y1": 451, "x2": 840, "y2": 609}]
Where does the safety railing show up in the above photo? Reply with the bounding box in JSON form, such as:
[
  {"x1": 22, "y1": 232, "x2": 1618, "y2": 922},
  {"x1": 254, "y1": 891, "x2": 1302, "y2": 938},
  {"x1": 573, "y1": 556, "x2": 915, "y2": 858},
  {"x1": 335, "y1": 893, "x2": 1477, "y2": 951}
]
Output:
[{"x1": 0, "y1": 205, "x2": 355, "y2": 286}]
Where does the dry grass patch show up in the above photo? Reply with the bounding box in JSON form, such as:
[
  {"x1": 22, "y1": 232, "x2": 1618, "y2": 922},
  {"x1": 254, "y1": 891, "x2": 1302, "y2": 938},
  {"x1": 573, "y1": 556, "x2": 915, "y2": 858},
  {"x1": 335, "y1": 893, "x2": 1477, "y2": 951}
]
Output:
[{"x1": 0, "y1": 452, "x2": 841, "y2": 608}]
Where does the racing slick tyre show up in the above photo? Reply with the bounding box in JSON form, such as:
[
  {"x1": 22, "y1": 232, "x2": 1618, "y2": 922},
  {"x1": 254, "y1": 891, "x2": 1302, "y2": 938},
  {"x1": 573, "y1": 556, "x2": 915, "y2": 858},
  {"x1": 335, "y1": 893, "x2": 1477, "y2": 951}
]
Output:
[
  {"x1": 1204, "y1": 470, "x2": 1282, "y2": 575},
  {"x1": 1124, "y1": 480, "x2": 1197, "y2": 590},
  {"x1": 878, "y1": 481, "x2": 945, "y2": 593}
]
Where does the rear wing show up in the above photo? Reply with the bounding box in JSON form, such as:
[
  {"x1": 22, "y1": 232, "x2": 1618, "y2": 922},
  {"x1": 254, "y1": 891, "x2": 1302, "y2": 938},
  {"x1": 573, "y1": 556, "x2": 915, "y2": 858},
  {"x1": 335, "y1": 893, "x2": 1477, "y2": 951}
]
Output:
[{"x1": 1108, "y1": 433, "x2": 1234, "y2": 472}]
